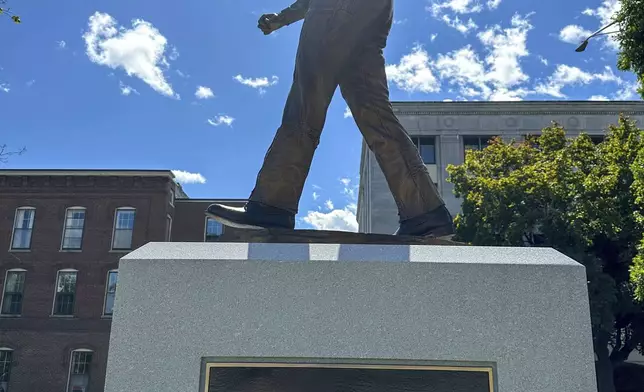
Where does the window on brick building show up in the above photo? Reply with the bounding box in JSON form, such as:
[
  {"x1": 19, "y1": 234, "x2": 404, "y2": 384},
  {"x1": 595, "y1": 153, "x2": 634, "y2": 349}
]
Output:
[
  {"x1": 103, "y1": 271, "x2": 118, "y2": 316},
  {"x1": 67, "y1": 349, "x2": 92, "y2": 392},
  {"x1": 1, "y1": 269, "x2": 26, "y2": 316},
  {"x1": 205, "y1": 217, "x2": 224, "y2": 242},
  {"x1": 0, "y1": 348, "x2": 13, "y2": 392},
  {"x1": 112, "y1": 208, "x2": 136, "y2": 250},
  {"x1": 53, "y1": 270, "x2": 77, "y2": 316},
  {"x1": 10, "y1": 207, "x2": 35, "y2": 250},
  {"x1": 61, "y1": 208, "x2": 86, "y2": 250},
  {"x1": 463, "y1": 136, "x2": 497, "y2": 152},
  {"x1": 410, "y1": 137, "x2": 436, "y2": 164}
]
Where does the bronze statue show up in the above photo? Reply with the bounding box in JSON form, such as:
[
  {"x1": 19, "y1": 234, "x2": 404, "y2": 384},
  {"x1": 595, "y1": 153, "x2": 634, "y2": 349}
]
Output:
[{"x1": 207, "y1": 0, "x2": 454, "y2": 237}]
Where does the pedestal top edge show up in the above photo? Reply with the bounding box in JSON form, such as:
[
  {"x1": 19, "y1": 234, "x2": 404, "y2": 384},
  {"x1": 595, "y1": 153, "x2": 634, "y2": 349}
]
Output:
[{"x1": 120, "y1": 242, "x2": 582, "y2": 267}]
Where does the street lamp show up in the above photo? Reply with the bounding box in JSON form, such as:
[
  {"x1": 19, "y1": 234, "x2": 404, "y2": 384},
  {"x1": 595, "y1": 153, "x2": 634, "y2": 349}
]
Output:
[{"x1": 575, "y1": 19, "x2": 621, "y2": 52}]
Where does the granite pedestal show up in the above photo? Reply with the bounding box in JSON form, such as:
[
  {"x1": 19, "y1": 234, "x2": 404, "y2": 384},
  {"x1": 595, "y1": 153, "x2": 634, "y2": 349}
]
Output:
[{"x1": 104, "y1": 242, "x2": 597, "y2": 392}]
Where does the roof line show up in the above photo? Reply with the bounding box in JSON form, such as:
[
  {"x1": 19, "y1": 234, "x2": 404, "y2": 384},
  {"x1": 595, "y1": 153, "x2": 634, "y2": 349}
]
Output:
[{"x1": 0, "y1": 169, "x2": 175, "y2": 178}]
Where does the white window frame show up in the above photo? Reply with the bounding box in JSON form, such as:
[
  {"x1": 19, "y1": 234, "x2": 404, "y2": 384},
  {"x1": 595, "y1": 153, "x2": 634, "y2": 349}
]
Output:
[
  {"x1": 60, "y1": 207, "x2": 87, "y2": 251},
  {"x1": 166, "y1": 215, "x2": 173, "y2": 242},
  {"x1": 51, "y1": 269, "x2": 78, "y2": 317},
  {"x1": 65, "y1": 348, "x2": 93, "y2": 392},
  {"x1": 102, "y1": 270, "x2": 118, "y2": 317},
  {"x1": 111, "y1": 207, "x2": 136, "y2": 251},
  {"x1": 0, "y1": 268, "x2": 27, "y2": 316},
  {"x1": 0, "y1": 347, "x2": 14, "y2": 390},
  {"x1": 203, "y1": 217, "x2": 224, "y2": 242},
  {"x1": 9, "y1": 206, "x2": 36, "y2": 251}
]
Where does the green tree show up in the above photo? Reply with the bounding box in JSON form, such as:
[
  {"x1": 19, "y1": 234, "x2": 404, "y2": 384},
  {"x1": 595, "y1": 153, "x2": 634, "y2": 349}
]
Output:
[
  {"x1": 615, "y1": 0, "x2": 644, "y2": 98},
  {"x1": 0, "y1": 0, "x2": 21, "y2": 24},
  {"x1": 447, "y1": 117, "x2": 644, "y2": 392}
]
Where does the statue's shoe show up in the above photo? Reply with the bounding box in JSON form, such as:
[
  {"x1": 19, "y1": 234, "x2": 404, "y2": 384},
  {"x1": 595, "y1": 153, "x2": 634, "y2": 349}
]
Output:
[
  {"x1": 206, "y1": 202, "x2": 295, "y2": 230},
  {"x1": 394, "y1": 205, "x2": 455, "y2": 238}
]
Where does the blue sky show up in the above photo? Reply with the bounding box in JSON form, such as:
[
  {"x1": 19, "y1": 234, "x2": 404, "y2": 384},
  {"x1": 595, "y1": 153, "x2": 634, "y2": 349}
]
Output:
[{"x1": 0, "y1": 0, "x2": 640, "y2": 231}]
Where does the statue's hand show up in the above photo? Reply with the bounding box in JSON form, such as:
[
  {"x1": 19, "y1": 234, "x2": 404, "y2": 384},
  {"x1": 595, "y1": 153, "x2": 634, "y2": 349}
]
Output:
[{"x1": 258, "y1": 13, "x2": 284, "y2": 35}]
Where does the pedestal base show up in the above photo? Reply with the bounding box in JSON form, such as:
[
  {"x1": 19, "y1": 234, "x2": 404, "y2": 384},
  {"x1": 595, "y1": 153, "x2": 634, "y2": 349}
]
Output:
[{"x1": 105, "y1": 243, "x2": 596, "y2": 392}]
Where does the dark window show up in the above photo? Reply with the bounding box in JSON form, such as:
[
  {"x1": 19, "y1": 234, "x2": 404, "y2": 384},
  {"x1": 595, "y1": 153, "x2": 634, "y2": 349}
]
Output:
[
  {"x1": 410, "y1": 137, "x2": 436, "y2": 164},
  {"x1": 104, "y1": 271, "x2": 118, "y2": 316},
  {"x1": 62, "y1": 208, "x2": 86, "y2": 250},
  {"x1": 205, "y1": 218, "x2": 224, "y2": 242},
  {"x1": 11, "y1": 208, "x2": 35, "y2": 250},
  {"x1": 53, "y1": 271, "x2": 77, "y2": 316},
  {"x1": 590, "y1": 135, "x2": 605, "y2": 144},
  {"x1": 67, "y1": 350, "x2": 92, "y2": 392},
  {"x1": 463, "y1": 136, "x2": 496, "y2": 151},
  {"x1": 112, "y1": 208, "x2": 136, "y2": 250},
  {"x1": 1, "y1": 270, "x2": 26, "y2": 315},
  {"x1": 0, "y1": 349, "x2": 12, "y2": 391}
]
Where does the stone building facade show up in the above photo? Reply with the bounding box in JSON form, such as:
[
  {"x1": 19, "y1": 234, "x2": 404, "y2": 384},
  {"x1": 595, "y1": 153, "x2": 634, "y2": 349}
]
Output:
[
  {"x1": 357, "y1": 101, "x2": 644, "y2": 235},
  {"x1": 0, "y1": 169, "x2": 244, "y2": 392}
]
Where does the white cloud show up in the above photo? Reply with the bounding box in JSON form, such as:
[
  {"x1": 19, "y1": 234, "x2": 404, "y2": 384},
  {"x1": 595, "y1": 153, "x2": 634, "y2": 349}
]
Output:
[
  {"x1": 589, "y1": 95, "x2": 609, "y2": 101},
  {"x1": 0, "y1": 83, "x2": 9, "y2": 93},
  {"x1": 429, "y1": 14, "x2": 533, "y2": 101},
  {"x1": 559, "y1": 25, "x2": 593, "y2": 45},
  {"x1": 83, "y1": 12, "x2": 177, "y2": 98},
  {"x1": 195, "y1": 85, "x2": 214, "y2": 99},
  {"x1": 340, "y1": 177, "x2": 358, "y2": 200},
  {"x1": 207, "y1": 115, "x2": 235, "y2": 127},
  {"x1": 393, "y1": 19, "x2": 408, "y2": 25},
  {"x1": 430, "y1": 33, "x2": 438, "y2": 42},
  {"x1": 487, "y1": 0, "x2": 502, "y2": 10},
  {"x1": 302, "y1": 178, "x2": 359, "y2": 232},
  {"x1": 534, "y1": 64, "x2": 621, "y2": 98},
  {"x1": 343, "y1": 107, "x2": 353, "y2": 118},
  {"x1": 176, "y1": 69, "x2": 189, "y2": 78},
  {"x1": 478, "y1": 14, "x2": 532, "y2": 90},
  {"x1": 119, "y1": 81, "x2": 139, "y2": 96},
  {"x1": 428, "y1": 0, "x2": 483, "y2": 16},
  {"x1": 302, "y1": 204, "x2": 358, "y2": 232},
  {"x1": 538, "y1": 55, "x2": 549, "y2": 66},
  {"x1": 613, "y1": 80, "x2": 640, "y2": 100},
  {"x1": 57, "y1": 40, "x2": 67, "y2": 49},
  {"x1": 172, "y1": 170, "x2": 206, "y2": 184},
  {"x1": 581, "y1": 0, "x2": 621, "y2": 50},
  {"x1": 441, "y1": 15, "x2": 478, "y2": 34},
  {"x1": 312, "y1": 192, "x2": 320, "y2": 201},
  {"x1": 233, "y1": 74, "x2": 279, "y2": 94},
  {"x1": 386, "y1": 45, "x2": 440, "y2": 93}
]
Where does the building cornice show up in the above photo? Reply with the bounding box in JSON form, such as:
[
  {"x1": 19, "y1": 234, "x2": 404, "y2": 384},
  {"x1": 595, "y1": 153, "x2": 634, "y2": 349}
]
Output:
[
  {"x1": 0, "y1": 169, "x2": 175, "y2": 178},
  {"x1": 391, "y1": 101, "x2": 644, "y2": 116}
]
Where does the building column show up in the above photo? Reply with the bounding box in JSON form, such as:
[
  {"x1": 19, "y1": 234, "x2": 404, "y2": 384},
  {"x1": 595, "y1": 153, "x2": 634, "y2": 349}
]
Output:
[{"x1": 438, "y1": 134, "x2": 463, "y2": 216}]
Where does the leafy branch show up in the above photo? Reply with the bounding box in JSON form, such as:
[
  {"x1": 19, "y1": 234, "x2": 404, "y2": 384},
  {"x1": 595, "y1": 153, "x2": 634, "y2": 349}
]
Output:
[{"x1": 0, "y1": 144, "x2": 26, "y2": 164}]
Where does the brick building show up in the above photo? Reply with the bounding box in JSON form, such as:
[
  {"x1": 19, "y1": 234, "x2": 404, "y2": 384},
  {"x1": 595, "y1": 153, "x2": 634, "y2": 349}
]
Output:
[{"x1": 0, "y1": 169, "x2": 245, "y2": 392}]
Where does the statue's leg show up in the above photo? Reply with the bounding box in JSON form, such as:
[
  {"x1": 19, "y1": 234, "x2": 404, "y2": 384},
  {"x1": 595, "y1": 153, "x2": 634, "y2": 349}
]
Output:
[
  {"x1": 247, "y1": 4, "x2": 391, "y2": 215},
  {"x1": 339, "y1": 45, "x2": 454, "y2": 236}
]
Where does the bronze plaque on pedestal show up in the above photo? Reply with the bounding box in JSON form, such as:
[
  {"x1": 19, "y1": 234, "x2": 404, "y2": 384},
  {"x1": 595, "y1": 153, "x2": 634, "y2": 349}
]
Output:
[{"x1": 202, "y1": 360, "x2": 495, "y2": 392}]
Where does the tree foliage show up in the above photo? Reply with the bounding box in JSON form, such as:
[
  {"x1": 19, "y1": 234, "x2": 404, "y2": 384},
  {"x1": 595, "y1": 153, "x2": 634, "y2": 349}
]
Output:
[
  {"x1": 616, "y1": 0, "x2": 644, "y2": 98},
  {"x1": 0, "y1": 0, "x2": 20, "y2": 24},
  {"x1": 447, "y1": 117, "x2": 644, "y2": 392}
]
